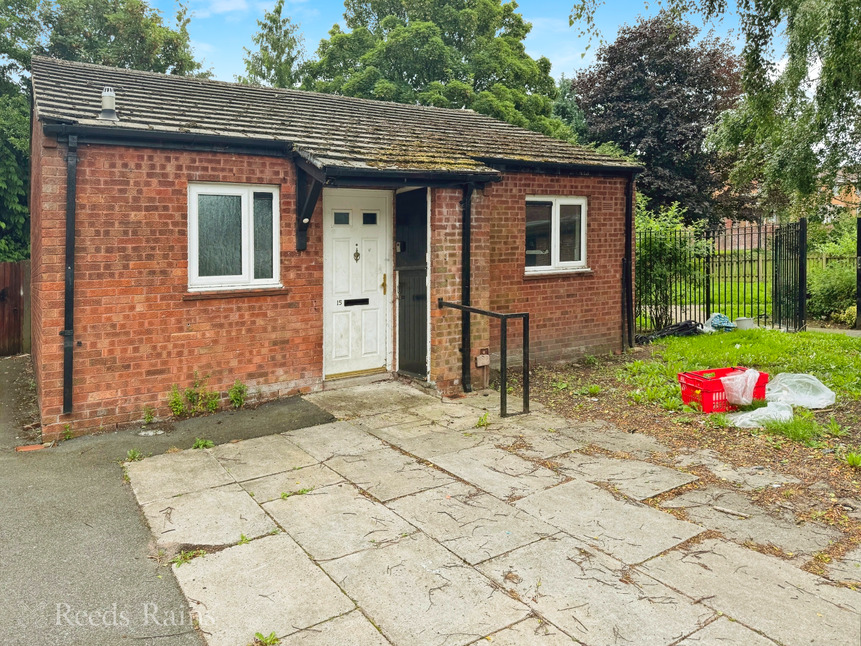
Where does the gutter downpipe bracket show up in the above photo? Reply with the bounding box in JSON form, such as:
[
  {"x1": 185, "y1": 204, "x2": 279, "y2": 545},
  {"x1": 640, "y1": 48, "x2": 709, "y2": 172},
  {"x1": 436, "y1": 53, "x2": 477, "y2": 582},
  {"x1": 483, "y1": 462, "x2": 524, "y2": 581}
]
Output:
[{"x1": 61, "y1": 135, "x2": 79, "y2": 414}]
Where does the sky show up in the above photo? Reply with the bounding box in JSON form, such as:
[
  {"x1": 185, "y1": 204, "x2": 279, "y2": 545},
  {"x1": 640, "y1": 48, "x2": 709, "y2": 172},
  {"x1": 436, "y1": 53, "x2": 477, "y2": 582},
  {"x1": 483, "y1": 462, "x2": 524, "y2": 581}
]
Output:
[{"x1": 151, "y1": 0, "x2": 743, "y2": 82}]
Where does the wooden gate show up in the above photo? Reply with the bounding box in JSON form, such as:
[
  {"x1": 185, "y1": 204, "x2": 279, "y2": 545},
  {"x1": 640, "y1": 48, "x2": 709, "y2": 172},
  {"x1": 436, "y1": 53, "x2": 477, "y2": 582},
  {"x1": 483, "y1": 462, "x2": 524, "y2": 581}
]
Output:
[{"x1": 0, "y1": 261, "x2": 26, "y2": 355}]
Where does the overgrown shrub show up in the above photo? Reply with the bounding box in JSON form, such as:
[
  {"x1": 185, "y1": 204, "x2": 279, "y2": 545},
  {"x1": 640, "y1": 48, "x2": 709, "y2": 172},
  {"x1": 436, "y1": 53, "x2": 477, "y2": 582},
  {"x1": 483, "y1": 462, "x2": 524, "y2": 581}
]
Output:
[
  {"x1": 807, "y1": 263, "x2": 856, "y2": 320},
  {"x1": 832, "y1": 305, "x2": 857, "y2": 327},
  {"x1": 635, "y1": 196, "x2": 710, "y2": 330}
]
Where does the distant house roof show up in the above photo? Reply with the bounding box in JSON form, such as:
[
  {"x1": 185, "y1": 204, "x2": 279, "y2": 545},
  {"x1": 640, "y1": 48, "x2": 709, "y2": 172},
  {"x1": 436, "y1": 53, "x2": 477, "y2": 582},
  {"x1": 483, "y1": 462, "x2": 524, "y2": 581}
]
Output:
[{"x1": 30, "y1": 56, "x2": 640, "y2": 181}]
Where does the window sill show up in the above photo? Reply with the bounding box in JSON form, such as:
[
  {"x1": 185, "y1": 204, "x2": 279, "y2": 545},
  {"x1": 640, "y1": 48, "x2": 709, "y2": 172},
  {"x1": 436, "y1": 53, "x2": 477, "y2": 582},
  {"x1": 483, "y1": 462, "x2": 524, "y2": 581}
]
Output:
[
  {"x1": 524, "y1": 268, "x2": 593, "y2": 279},
  {"x1": 183, "y1": 286, "x2": 287, "y2": 301}
]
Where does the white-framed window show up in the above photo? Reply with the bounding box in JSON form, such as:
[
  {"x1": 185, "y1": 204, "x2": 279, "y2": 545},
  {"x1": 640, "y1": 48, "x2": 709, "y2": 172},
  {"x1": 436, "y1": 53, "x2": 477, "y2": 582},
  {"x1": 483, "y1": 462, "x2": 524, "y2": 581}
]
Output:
[
  {"x1": 525, "y1": 196, "x2": 587, "y2": 272},
  {"x1": 188, "y1": 183, "x2": 280, "y2": 290}
]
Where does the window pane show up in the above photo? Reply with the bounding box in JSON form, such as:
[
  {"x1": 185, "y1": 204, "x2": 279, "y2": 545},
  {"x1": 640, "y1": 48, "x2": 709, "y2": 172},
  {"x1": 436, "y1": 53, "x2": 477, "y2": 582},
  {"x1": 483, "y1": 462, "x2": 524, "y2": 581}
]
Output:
[
  {"x1": 198, "y1": 194, "x2": 242, "y2": 277},
  {"x1": 363, "y1": 212, "x2": 377, "y2": 225},
  {"x1": 334, "y1": 212, "x2": 349, "y2": 225},
  {"x1": 559, "y1": 203, "x2": 582, "y2": 262},
  {"x1": 525, "y1": 201, "x2": 552, "y2": 267},
  {"x1": 253, "y1": 192, "x2": 274, "y2": 280}
]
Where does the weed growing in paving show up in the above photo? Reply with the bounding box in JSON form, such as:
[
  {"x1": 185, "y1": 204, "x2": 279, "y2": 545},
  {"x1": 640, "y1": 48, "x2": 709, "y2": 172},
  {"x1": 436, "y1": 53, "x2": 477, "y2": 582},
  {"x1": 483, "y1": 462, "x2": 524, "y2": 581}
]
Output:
[
  {"x1": 280, "y1": 488, "x2": 313, "y2": 499},
  {"x1": 170, "y1": 549, "x2": 206, "y2": 567},
  {"x1": 192, "y1": 438, "x2": 214, "y2": 450},
  {"x1": 62, "y1": 424, "x2": 73, "y2": 441},
  {"x1": 237, "y1": 534, "x2": 250, "y2": 545},
  {"x1": 142, "y1": 405, "x2": 155, "y2": 425},
  {"x1": 475, "y1": 412, "x2": 490, "y2": 428},
  {"x1": 228, "y1": 380, "x2": 248, "y2": 409},
  {"x1": 126, "y1": 449, "x2": 143, "y2": 462},
  {"x1": 250, "y1": 632, "x2": 280, "y2": 646}
]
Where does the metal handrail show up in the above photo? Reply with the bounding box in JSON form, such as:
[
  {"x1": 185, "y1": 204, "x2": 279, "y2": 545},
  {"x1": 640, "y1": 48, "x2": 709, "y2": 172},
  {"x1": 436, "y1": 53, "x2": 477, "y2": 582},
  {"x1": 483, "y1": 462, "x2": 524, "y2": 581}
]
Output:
[{"x1": 437, "y1": 299, "x2": 529, "y2": 417}]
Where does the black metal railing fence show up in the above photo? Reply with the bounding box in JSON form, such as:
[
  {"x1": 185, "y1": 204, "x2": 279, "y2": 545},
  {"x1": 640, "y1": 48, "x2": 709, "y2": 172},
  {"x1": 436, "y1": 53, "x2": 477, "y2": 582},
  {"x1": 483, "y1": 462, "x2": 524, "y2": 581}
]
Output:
[{"x1": 635, "y1": 220, "x2": 807, "y2": 334}]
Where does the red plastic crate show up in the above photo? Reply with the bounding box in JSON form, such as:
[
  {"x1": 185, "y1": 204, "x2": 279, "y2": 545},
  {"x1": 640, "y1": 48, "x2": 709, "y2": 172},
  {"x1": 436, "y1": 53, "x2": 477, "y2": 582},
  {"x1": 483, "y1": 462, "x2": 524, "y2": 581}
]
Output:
[{"x1": 677, "y1": 366, "x2": 769, "y2": 413}]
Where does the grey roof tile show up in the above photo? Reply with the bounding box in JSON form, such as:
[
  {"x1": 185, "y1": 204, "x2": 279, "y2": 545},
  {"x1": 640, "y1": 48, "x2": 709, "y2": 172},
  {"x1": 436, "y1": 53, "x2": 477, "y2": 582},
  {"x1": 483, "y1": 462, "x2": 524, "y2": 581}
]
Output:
[{"x1": 30, "y1": 56, "x2": 639, "y2": 176}]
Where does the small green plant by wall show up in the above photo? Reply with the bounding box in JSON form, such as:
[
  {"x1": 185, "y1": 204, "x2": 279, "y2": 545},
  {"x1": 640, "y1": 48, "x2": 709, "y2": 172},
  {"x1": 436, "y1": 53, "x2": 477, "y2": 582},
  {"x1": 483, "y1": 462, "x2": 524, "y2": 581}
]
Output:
[
  {"x1": 168, "y1": 372, "x2": 220, "y2": 418},
  {"x1": 228, "y1": 380, "x2": 248, "y2": 409}
]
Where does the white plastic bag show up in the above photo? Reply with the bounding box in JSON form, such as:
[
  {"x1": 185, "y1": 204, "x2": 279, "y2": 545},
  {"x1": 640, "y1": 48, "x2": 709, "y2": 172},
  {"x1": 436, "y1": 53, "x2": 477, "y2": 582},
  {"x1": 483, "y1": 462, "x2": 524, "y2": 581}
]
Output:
[
  {"x1": 727, "y1": 402, "x2": 794, "y2": 428},
  {"x1": 721, "y1": 368, "x2": 760, "y2": 406},
  {"x1": 765, "y1": 373, "x2": 835, "y2": 409}
]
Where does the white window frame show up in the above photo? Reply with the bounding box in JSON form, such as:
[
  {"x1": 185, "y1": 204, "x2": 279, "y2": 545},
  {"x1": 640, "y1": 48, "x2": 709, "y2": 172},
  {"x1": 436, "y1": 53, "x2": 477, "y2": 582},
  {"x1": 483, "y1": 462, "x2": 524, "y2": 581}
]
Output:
[
  {"x1": 188, "y1": 183, "x2": 281, "y2": 291},
  {"x1": 524, "y1": 195, "x2": 588, "y2": 274}
]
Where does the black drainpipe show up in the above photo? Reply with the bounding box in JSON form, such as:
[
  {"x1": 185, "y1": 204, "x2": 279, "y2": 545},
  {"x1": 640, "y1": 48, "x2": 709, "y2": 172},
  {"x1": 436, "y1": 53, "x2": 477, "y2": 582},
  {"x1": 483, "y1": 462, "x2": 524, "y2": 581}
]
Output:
[
  {"x1": 623, "y1": 172, "x2": 635, "y2": 348},
  {"x1": 461, "y1": 184, "x2": 474, "y2": 392},
  {"x1": 61, "y1": 135, "x2": 78, "y2": 414}
]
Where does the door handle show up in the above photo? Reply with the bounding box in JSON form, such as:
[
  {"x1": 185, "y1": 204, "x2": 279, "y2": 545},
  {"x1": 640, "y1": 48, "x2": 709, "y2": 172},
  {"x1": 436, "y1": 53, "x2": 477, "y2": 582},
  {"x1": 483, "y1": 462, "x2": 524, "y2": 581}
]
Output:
[{"x1": 381, "y1": 273, "x2": 387, "y2": 295}]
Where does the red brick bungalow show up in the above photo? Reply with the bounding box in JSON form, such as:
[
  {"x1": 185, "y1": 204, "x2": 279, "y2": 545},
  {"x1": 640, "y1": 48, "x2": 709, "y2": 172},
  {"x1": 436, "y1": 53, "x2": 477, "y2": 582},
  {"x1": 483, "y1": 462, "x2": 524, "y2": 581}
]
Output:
[{"x1": 29, "y1": 56, "x2": 641, "y2": 441}]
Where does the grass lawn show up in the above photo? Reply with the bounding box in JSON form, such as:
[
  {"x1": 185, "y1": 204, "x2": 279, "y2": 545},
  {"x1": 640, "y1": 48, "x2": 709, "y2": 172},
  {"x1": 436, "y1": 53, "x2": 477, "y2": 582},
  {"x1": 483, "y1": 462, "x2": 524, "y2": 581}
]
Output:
[
  {"x1": 624, "y1": 329, "x2": 861, "y2": 405},
  {"x1": 521, "y1": 328, "x2": 861, "y2": 574}
]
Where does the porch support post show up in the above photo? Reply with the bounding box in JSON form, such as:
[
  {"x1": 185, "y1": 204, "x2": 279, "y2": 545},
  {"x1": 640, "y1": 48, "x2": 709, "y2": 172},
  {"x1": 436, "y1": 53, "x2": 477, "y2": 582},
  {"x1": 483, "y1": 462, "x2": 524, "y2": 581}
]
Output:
[
  {"x1": 461, "y1": 183, "x2": 474, "y2": 392},
  {"x1": 295, "y1": 162, "x2": 323, "y2": 251}
]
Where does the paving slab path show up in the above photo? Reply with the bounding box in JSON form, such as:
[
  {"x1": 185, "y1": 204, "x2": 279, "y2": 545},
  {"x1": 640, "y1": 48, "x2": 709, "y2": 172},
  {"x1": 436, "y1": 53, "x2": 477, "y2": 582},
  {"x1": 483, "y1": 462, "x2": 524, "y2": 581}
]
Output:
[{"x1": 125, "y1": 380, "x2": 861, "y2": 646}]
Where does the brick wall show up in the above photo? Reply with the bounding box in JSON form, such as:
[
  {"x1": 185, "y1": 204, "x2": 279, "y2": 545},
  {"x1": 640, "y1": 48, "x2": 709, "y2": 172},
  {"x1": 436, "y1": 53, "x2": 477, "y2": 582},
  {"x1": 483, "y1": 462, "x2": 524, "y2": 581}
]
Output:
[
  {"x1": 31, "y1": 125, "x2": 629, "y2": 437},
  {"x1": 426, "y1": 173, "x2": 628, "y2": 395},
  {"x1": 483, "y1": 172, "x2": 628, "y2": 364},
  {"x1": 31, "y1": 130, "x2": 323, "y2": 441}
]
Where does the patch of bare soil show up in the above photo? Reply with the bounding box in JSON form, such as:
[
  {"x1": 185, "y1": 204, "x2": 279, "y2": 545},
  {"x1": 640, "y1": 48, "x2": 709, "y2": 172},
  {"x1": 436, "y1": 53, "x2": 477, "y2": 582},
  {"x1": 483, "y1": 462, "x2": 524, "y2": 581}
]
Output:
[
  {"x1": 509, "y1": 349, "x2": 861, "y2": 578},
  {"x1": 4, "y1": 355, "x2": 41, "y2": 444}
]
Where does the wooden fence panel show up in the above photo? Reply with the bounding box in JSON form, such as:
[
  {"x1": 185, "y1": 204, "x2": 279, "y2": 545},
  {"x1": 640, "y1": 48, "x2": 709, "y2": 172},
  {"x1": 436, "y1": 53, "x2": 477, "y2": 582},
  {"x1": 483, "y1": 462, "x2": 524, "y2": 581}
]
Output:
[{"x1": 0, "y1": 261, "x2": 24, "y2": 355}]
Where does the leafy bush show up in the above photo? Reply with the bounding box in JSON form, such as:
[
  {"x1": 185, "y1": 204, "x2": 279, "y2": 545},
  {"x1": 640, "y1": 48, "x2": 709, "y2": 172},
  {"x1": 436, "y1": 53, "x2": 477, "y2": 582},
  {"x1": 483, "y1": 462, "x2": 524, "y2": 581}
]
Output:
[
  {"x1": 807, "y1": 263, "x2": 856, "y2": 320},
  {"x1": 832, "y1": 305, "x2": 857, "y2": 327},
  {"x1": 635, "y1": 196, "x2": 710, "y2": 331}
]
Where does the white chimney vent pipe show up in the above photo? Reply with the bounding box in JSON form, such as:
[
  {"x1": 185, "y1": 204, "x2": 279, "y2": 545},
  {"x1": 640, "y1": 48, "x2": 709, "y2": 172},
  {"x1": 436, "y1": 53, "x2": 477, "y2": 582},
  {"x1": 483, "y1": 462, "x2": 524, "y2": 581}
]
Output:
[{"x1": 98, "y1": 86, "x2": 119, "y2": 121}]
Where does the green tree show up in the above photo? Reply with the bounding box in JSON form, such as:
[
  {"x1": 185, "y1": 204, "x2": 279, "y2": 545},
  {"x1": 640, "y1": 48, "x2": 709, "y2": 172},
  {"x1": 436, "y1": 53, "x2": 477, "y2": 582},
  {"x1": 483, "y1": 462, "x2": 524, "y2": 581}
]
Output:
[
  {"x1": 0, "y1": 0, "x2": 208, "y2": 260},
  {"x1": 0, "y1": 91, "x2": 31, "y2": 261},
  {"x1": 571, "y1": 12, "x2": 745, "y2": 222},
  {"x1": 38, "y1": 0, "x2": 206, "y2": 76},
  {"x1": 301, "y1": 0, "x2": 571, "y2": 138},
  {"x1": 552, "y1": 74, "x2": 587, "y2": 141},
  {"x1": 0, "y1": 0, "x2": 38, "y2": 260},
  {"x1": 1, "y1": 0, "x2": 39, "y2": 91},
  {"x1": 571, "y1": 0, "x2": 861, "y2": 219},
  {"x1": 238, "y1": 0, "x2": 305, "y2": 88}
]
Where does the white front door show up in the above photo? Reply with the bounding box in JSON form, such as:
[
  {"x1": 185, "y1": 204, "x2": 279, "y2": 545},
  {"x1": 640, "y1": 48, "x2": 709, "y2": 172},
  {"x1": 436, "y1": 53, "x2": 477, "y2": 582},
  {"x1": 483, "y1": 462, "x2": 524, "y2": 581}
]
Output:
[{"x1": 323, "y1": 189, "x2": 393, "y2": 378}]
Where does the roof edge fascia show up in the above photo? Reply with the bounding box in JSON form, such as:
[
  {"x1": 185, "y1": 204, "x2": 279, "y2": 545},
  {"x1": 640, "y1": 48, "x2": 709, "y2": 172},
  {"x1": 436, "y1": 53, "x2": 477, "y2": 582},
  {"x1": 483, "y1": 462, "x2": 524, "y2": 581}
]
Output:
[
  {"x1": 477, "y1": 156, "x2": 645, "y2": 177},
  {"x1": 42, "y1": 122, "x2": 294, "y2": 156}
]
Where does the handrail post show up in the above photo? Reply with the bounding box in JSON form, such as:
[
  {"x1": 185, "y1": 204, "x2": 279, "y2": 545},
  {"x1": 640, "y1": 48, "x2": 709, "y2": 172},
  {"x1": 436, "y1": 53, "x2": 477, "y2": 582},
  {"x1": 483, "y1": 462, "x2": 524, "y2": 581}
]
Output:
[
  {"x1": 522, "y1": 313, "x2": 529, "y2": 414},
  {"x1": 437, "y1": 299, "x2": 530, "y2": 417},
  {"x1": 500, "y1": 317, "x2": 508, "y2": 417}
]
